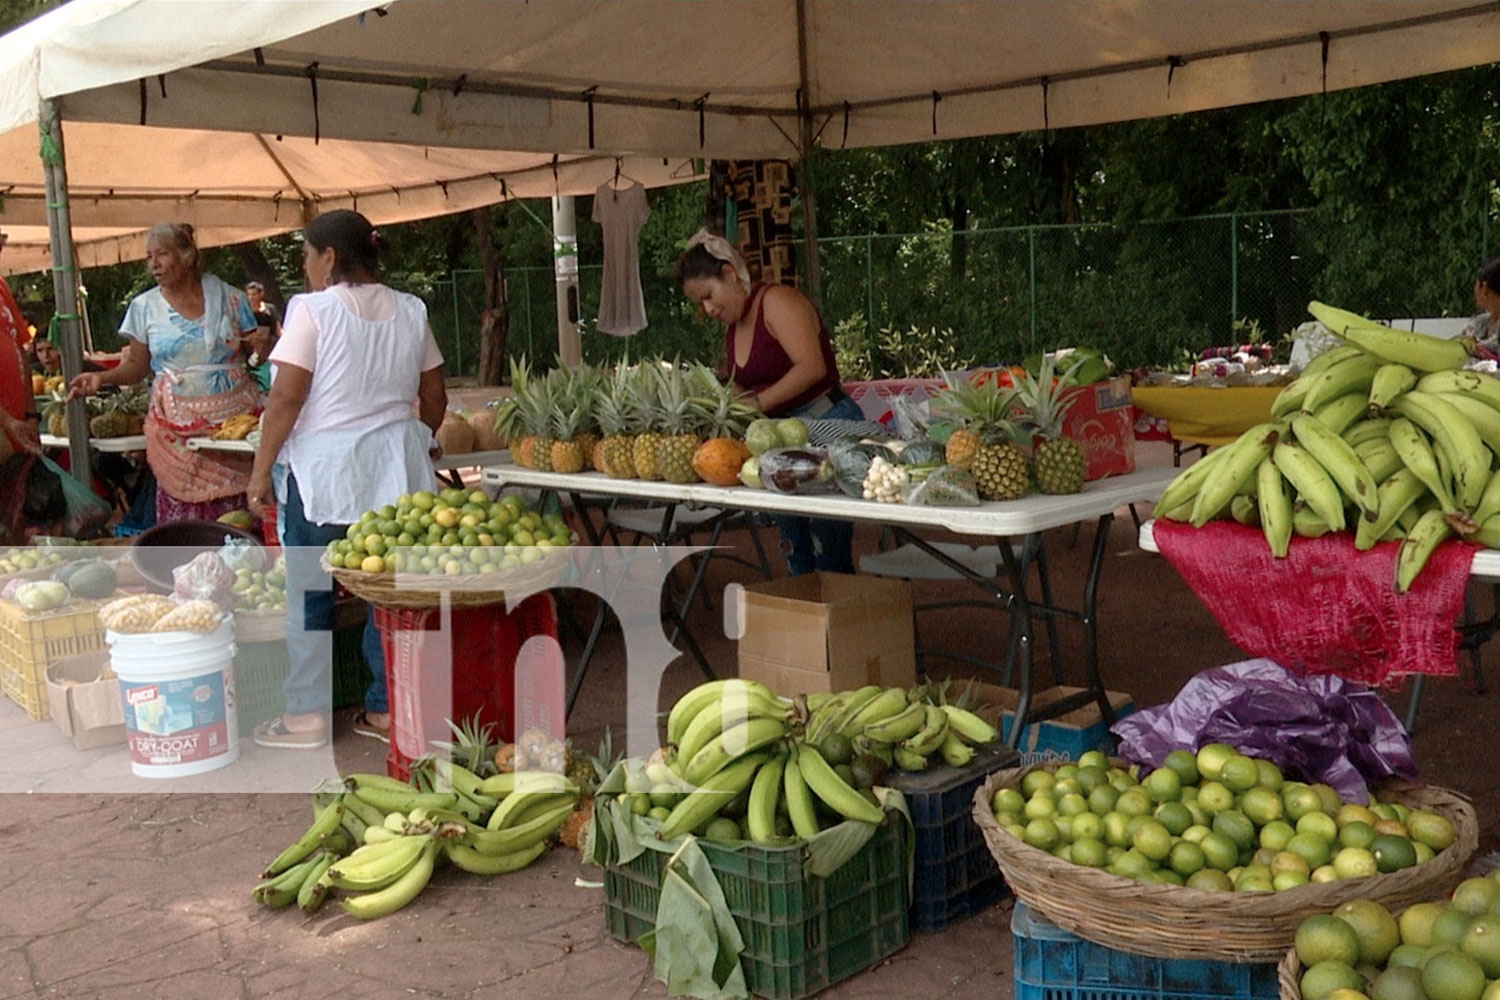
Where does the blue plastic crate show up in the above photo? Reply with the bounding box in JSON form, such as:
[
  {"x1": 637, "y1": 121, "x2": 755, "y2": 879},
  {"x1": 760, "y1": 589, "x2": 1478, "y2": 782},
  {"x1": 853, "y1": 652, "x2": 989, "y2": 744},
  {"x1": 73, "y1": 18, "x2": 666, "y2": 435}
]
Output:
[
  {"x1": 884, "y1": 745, "x2": 1018, "y2": 931},
  {"x1": 1011, "y1": 903, "x2": 1279, "y2": 1000}
]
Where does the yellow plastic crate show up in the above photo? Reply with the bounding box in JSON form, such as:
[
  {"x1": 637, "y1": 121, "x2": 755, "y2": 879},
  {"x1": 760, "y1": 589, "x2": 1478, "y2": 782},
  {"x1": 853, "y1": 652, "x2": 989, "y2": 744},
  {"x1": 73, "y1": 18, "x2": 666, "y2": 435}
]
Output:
[{"x1": 0, "y1": 596, "x2": 113, "y2": 720}]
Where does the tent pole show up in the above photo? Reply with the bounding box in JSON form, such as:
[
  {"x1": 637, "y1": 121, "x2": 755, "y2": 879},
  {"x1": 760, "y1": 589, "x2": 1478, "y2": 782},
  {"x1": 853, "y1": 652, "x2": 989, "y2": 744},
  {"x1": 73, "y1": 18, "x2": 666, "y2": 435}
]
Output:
[
  {"x1": 551, "y1": 195, "x2": 581, "y2": 369},
  {"x1": 39, "y1": 99, "x2": 92, "y2": 488},
  {"x1": 795, "y1": 0, "x2": 823, "y2": 306}
]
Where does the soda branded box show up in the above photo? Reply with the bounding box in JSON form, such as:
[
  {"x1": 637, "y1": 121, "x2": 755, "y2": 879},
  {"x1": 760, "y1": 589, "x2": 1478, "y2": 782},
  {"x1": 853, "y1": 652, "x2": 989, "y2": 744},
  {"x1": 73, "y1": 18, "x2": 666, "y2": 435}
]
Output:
[
  {"x1": 734, "y1": 572, "x2": 917, "y2": 696},
  {"x1": 968, "y1": 371, "x2": 1137, "y2": 481}
]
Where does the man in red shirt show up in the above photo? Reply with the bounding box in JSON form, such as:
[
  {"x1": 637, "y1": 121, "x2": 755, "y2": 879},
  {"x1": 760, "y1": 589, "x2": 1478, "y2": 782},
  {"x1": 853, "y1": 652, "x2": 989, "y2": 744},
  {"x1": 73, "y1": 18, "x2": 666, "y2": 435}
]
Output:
[{"x1": 0, "y1": 230, "x2": 42, "y2": 457}]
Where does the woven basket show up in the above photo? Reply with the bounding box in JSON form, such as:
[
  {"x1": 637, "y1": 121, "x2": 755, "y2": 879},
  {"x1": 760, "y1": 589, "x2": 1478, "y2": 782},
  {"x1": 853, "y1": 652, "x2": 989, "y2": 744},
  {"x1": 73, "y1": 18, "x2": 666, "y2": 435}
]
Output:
[
  {"x1": 1278, "y1": 948, "x2": 1304, "y2": 1000},
  {"x1": 320, "y1": 551, "x2": 568, "y2": 610},
  {"x1": 232, "y1": 609, "x2": 286, "y2": 644},
  {"x1": 972, "y1": 763, "x2": 1478, "y2": 963}
]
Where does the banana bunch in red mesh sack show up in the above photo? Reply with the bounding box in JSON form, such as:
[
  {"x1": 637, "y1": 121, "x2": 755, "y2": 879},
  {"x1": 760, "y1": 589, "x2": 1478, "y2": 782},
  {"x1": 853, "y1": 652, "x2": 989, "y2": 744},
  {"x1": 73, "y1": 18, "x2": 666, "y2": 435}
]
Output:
[{"x1": 1158, "y1": 301, "x2": 1499, "y2": 592}]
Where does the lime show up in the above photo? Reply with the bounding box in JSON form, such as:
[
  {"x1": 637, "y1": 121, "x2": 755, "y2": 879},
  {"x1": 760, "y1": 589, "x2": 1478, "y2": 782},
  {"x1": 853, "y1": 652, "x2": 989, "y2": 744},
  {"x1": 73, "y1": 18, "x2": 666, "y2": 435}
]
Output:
[
  {"x1": 1285, "y1": 785, "x2": 1326, "y2": 822},
  {"x1": 1340, "y1": 821, "x2": 1378, "y2": 851},
  {"x1": 1199, "y1": 831, "x2": 1240, "y2": 871},
  {"x1": 1272, "y1": 851, "x2": 1312, "y2": 878},
  {"x1": 1338, "y1": 803, "x2": 1381, "y2": 828},
  {"x1": 1181, "y1": 824, "x2": 1212, "y2": 844},
  {"x1": 1310, "y1": 783, "x2": 1343, "y2": 815},
  {"x1": 648, "y1": 805, "x2": 672, "y2": 822},
  {"x1": 1255, "y1": 758, "x2": 1286, "y2": 790},
  {"x1": 1220, "y1": 754, "x2": 1260, "y2": 793},
  {"x1": 1286, "y1": 832, "x2": 1333, "y2": 870},
  {"x1": 992, "y1": 788, "x2": 1025, "y2": 814},
  {"x1": 1077, "y1": 750, "x2": 1109, "y2": 770},
  {"x1": 1311, "y1": 865, "x2": 1339, "y2": 884},
  {"x1": 1109, "y1": 849, "x2": 1155, "y2": 879},
  {"x1": 1168, "y1": 840, "x2": 1207, "y2": 877},
  {"x1": 1236, "y1": 867, "x2": 1274, "y2": 892},
  {"x1": 1375, "y1": 819, "x2": 1411, "y2": 838},
  {"x1": 1421, "y1": 948, "x2": 1486, "y2": 1000},
  {"x1": 1372, "y1": 834, "x2": 1418, "y2": 874},
  {"x1": 1197, "y1": 781, "x2": 1235, "y2": 815},
  {"x1": 1371, "y1": 966, "x2": 1426, "y2": 1000},
  {"x1": 1297, "y1": 916, "x2": 1364, "y2": 967},
  {"x1": 1023, "y1": 795, "x2": 1056, "y2": 821},
  {"x1": 703, "y1": 817, "x2": 741, "y2": 842},
  {"x1": 1101, "y1": 811, "x2": 1130, "y2": 847},
  {"x1": 1241, "y1": 786, "x2": 1285, "y2": 827},
  {"x1": 819, "y1": 733, "x2": 855, "y2": 766},
  {"x1": 649, "y1": 783, "x2": 680, "y2": 809},
  {"x1": 1163, "y1": 748, "x2": 1200, "y2": 786},
  {"x1": 1432, "y1": 910, "x2": 1475, "y2": 949},
  {"x1": 1186, "y1": 869, "x2": 1235, "y2": 892},
  {"x1": 1260, "y1": 819, "x2": 1296, "y2": 852},
  {"x1": 1021, "y1": 770, "x2": 1056, "y2": 797},
  {"x1": 1273, "y1": 870, "x2": 1311, "y2": 891},
  {"x1": 1075, "y1": 765, "x2": 1107, "y2": 793},
  {"x1": 1088, "y1": 784, "x2": 1120, "y2": 816},
  {"x1": 1400, "y1": 902, "x2": 1447, "y2": 947},
  {"x1": 1132, "y1": 819, "x2": 1173, "y2": 861},
  {"x1": 1459, "y1": 916, "x2": 1500, "y2": 977},
  {"x1": 1298, "y1": 811, "x2": 1340, "y2": 844},
  {"x1": 1154, "y1": 801, "x2": 1193, "y2": 836},
  {"x1": 1143, "y1": 767, "x2": 1182, "y2": 803},
  {"x1": 1387, "y1": 945, "x2": 1430, "y2": 969},
  {"x1": 1196, "y1": 742, "x2": 1237, "y2": 781},
  {"x1": 1071, "y1": 837, "x2": 1108, "y2": 868},
  {"x1": 1023, "y1": 818, "x2": 1060, "y2": 851},
  {"x1": 1336, "y1": 899, "x2": 1402, "y2": 965},
  {"x1": 1453, "y1": 878, "x2": 1500, "y2": 917},
  {"x1": 1332, "y1": 847, "x2": 1377, "y2": 879},
  {"x1": 1408, "y1": 811, "x2": 1457, "y2": 852},
  {"x1": 1115, "y1": 789, "x2": 1152, "y2": 818},
  {"x1": 1212, "y1": 810, "x2": 1256, "y2": 852},
  {"x1": 1071, "y1": 812, "x2": 1104, "y2": 842}
]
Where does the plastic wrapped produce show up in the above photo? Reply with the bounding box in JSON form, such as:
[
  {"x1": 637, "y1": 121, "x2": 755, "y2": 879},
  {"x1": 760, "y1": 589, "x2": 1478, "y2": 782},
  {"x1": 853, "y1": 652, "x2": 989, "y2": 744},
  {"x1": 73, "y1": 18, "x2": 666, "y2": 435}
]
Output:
[
  {"x1": 757, "y1": 448, "x2": 840, "y2": 495},
  {"x1": 903, "y1": 464, "x2": 980, "y2": 506},
  {"x1": 171, "y1": 551, "x2": 238, "y2": 608}
]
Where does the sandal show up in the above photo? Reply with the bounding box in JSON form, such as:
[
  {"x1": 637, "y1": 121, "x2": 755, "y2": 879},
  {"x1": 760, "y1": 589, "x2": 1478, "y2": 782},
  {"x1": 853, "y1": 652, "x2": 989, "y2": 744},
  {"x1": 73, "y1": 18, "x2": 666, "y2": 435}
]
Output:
[
  {"x1": 252, "y1": 717, "x2": 329, "y2": 750},
  {"x1": 351, "y1": 711, "x2": 391, "y2": 744}
]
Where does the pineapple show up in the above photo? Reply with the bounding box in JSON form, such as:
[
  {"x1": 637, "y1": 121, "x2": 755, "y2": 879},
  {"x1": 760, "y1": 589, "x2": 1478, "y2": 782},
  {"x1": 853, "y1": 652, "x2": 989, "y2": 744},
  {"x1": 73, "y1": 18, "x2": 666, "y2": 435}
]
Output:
[
  {"x1": 524, "y1": 374, "x2": 557, "y2": 473},
  {"x1": 932, "y1": 375, "x2": 994, "y2": 469},
  {"x1": 499, "y1": 357, "x2": 535, "y2": 467},
  {"x1": 1016, "y1": 355, "x2": 1086, "y2": 495},
  {"x1": 653, "y1": 365, "x2": 702, "y2": 484},
  {"x1": 43, "y1": 396, "x2": 68, "y2": 438},
  {"x1": 88, "y1": 391, "x2": 136, "y2": 438},
  {"x1": 629, "y1": 366, "x2": 663, "y2": 481},
  {"x1": 547, "y1": 370, "x2": 587, "y2": 474},
  {"x1": 971, "y1": 425, "x2": 1032, "y2": 501},
  {"x1": 595, "y1": 366, "x2": 636, "y2": 479},
  {"x1": 558, "y1": 730, "x2": 616, "y2": 852}
]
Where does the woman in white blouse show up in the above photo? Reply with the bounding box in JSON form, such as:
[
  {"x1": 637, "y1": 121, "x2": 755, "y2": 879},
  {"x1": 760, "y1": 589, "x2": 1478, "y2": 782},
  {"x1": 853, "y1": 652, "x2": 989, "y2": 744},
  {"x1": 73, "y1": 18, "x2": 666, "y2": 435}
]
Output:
[{"x1": 247, "y1": 210, "x2": 447, "y2": 749}]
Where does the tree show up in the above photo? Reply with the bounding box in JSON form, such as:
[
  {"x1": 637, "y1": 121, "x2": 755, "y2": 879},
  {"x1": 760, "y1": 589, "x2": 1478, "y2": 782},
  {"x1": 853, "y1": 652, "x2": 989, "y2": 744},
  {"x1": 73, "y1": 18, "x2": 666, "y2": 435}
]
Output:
[{"x1": 471, "y1": 206, "x2": 508, "y2": 386}]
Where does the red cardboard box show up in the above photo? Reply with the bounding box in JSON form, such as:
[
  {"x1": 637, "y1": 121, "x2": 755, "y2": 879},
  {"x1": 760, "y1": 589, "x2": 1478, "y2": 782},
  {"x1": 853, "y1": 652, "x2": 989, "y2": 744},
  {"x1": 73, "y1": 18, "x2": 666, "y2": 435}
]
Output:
[{"x1": 968, "y1": 371, "x2": 1137, "y2": 481}]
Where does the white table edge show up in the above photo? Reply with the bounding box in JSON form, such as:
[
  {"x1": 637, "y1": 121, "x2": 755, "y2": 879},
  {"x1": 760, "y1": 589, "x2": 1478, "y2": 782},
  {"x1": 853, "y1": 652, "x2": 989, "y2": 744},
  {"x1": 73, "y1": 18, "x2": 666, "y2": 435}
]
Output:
[
  {"x1": 482, "y1": 463, "x2": 1177, "y2": 536},
  {"x1": 39, "y1": 433, "x2": 145, "y2": 453}
]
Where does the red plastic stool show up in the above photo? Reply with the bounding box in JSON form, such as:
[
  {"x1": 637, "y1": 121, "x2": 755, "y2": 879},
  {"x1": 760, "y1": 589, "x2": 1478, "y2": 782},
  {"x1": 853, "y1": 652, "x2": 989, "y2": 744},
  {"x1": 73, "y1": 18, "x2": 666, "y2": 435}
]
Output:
[{"x1": 380, "y1": 593, "x2": 560, "y2": 780}]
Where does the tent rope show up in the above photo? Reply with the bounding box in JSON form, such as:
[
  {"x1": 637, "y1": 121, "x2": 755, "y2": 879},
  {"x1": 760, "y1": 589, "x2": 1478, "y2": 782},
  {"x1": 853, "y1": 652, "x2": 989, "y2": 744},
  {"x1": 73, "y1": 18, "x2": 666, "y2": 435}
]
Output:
[
  {"x1": 411, "y1": 78, "x2": 429, "y2": 115},
  {"x1": 931, "y1": 91, "x2": 941, "y2": 134},
  {"x1": 1319, "y1": 31, "x2": 1331, "y2": 124},
  {"x1": 842, "y1": 101, "x2": 851, "y2": 148},
  {"x1": 305, "y1": 62, "x2": 320, "y2": 144},
  {"x1": 1166, "y1": 56, "x2": 1187, "y2": 97},
  {"x1": 583, "y1": 86, "x2": 598, "y2": 149}
]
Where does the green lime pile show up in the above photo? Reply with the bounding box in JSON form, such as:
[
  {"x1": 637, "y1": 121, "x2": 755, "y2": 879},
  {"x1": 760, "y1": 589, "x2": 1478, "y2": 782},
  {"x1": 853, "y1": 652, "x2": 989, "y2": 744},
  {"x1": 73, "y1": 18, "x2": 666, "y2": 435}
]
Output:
[
  {"x1": 232, "y1": 555, "x2": 287, "y2": 611},
  {"x1": 325, "y1": 489, "x2": 575, "y2": 576},
  {"x1": 1294, "y1": 884, "x2": 1500, "y2": 1000},
  {"x1": 990, "y1": 744, "x2": 1456, "y2": 891},
  {"x1": 0, "y1": 547, "x2": 65, "y2": 576}
]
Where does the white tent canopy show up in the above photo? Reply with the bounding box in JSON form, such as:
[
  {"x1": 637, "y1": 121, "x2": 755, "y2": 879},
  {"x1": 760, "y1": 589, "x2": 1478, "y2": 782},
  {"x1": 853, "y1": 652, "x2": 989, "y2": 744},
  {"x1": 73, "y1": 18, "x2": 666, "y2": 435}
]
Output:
[
  {"x1": 0, "y1": 122, "x2": 702, "y2": 273},
  {"x1": 3, "y1": 0, "x2": 1497, "y2": 161}
]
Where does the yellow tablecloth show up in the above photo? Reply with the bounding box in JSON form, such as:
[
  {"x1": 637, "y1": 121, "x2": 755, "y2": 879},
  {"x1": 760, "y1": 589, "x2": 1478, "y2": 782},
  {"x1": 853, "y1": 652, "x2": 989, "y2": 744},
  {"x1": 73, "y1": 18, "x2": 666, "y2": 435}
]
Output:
[{"x1": 1131, "y1": 386, "x2": 1282, "y2": 447}]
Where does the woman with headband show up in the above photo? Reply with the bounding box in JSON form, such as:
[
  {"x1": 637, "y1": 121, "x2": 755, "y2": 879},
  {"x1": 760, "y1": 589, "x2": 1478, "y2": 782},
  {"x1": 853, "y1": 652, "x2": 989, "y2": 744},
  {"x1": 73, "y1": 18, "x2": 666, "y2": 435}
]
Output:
[{"x1": 677, "y1": 231, "x2": 859, "y2": 574}]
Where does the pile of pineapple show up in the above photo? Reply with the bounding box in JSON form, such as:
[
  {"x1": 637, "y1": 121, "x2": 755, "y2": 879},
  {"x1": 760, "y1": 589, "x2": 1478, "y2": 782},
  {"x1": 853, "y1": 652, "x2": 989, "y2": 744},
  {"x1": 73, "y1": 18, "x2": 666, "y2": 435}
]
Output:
[
  {"x1": 496, "y1": 359, "x2": 760, "y2": 485},
  {"x1": 45, "y1": 382, "x2": 149, "y2": 439},
  {"x1": 936, "y1": 355, "x2": 1090, "y2": 499}
]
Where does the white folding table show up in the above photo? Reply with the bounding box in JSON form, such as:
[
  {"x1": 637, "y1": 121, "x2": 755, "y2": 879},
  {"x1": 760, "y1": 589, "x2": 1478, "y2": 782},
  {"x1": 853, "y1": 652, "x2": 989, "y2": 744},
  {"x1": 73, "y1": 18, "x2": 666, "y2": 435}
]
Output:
[
  {"x1": 40, "y1": 433, "x2": 146, "y2": 453},
  {"x1": 484, "y1": 461, "x2": 1178, "y2": 743}
]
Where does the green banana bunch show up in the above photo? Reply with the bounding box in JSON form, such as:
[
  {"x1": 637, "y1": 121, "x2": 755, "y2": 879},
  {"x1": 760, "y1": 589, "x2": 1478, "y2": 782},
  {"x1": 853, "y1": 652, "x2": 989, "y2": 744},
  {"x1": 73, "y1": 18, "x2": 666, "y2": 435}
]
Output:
[
  {"x1": 745, "y1": 753, "x2": 788, "y2": 844},
  {"x1": 1308, "y1": 301, "x2": 1474, "y2": 372},
  {"x1": 252, "y1": 852, "x2": 331, "y2": 908},
  {"x1": 665, "y1": 678, "x2": 779, "y2": 748},
  {"x1": 263, "y1": 799, "x2": 346, "y2": 877},
  {"x1": 781, "y1": 746, "x2": 823, "y2": 839},
  {"x1": 795, "y1": 746, "x2": 884, "y2": 824},
  {"x1": 837, "y1": 686, "x2": 910, "y2": 737},
  {"x1": 485, "y1": 774, "x2": 578, "y2": 831},
  {"x1": 297, "y1": 853, "x2": 339, "y2": 914},
  {"x1": 672, "y1": 685, "x2": 791, "y2": 770},
  {"x1": 681, "y1": 716, "x2": 789, "y2": 787},
  {"x1": 657, "y1": 752, "x2": 769, "y2": 840},
  {"x1": 345, "y1": 773, "x2": 459, "y2": 814},
  {"x1": 860, "y1": 701, "x2": 926, "y2": 743},
  {"x1": 1397, "y1": 508, "x2": 1455, "y2": 593},
  {"x1": 325, "y1": 834, "x2": 435, "y2": 892},
  {"x1": 901, "y1": 705, "x2": 950, "y2": 757},
  {"x1": 340, "y1": 838, "x2": 440, "y2": 920}
]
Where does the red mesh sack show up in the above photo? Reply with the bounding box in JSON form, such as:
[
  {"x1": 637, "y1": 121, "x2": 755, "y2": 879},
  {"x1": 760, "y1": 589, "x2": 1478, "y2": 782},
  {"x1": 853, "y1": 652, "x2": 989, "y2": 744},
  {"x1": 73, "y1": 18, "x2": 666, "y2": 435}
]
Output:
[{"x1": 1154, "y1": 520, "x2": 1478, "y2": 687}]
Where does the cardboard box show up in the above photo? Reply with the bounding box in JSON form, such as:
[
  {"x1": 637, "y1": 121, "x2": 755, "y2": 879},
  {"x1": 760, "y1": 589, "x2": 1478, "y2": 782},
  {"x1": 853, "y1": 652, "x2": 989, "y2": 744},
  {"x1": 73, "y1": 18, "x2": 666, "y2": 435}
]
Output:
[
  {"x1": 967, "y1": 371, "x2": 1137, "y2": 481},
  {"x1": 967, "y1": 683, "x2": 1134, "y2": 764},
  {"x1": 45, "y1": 651, "x2": 126, "y2": 751},
  {"x1": 735, "y1": 573, "x2": 916, "y2": 696}
]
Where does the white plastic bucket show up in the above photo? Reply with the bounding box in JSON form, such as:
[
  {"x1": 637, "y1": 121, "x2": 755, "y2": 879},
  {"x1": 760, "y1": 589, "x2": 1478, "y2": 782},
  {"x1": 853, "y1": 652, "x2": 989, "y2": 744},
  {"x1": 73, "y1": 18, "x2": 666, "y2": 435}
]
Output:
[{"x1": 108, "y1": 620, "x2": 239, "y2": 778}]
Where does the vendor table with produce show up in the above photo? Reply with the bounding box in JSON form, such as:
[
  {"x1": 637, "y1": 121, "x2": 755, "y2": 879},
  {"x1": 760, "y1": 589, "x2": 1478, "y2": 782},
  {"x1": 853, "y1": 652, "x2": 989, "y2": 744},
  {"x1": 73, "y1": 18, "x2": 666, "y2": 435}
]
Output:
[
  {"x1": 1131, "y1": 385, "x2": 1283, "y2": 447},
  {"x1": 481, "y1": 460, "x2": 1177, "y2": 746},
  {"x1": 185, "y1": 436, "x2": 510, "y2": 478}
]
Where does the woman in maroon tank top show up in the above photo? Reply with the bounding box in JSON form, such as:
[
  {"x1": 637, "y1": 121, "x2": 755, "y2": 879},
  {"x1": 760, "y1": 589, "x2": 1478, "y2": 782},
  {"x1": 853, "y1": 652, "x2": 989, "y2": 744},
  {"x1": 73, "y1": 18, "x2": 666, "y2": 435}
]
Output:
[{"x1": 677, "y1": 232, "x2": 858, "y2": 575}]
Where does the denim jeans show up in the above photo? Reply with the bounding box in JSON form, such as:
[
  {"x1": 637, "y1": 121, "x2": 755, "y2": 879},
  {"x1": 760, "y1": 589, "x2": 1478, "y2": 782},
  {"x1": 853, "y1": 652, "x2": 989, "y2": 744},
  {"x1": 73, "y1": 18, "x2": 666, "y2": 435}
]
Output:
[
  {"x1": 280, "y1": 473, "x2": 388, "y2": 716},
  {"x1": 774, "y1": 393, "x2": 863, "y2": 576}
]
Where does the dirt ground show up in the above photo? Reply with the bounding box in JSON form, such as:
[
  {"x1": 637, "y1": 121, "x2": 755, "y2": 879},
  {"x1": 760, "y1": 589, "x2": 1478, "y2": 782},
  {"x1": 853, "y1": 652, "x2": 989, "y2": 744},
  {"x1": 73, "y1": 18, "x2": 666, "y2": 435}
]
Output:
[{"x1": 2, "y1": 439, "x2": 1496, "y2": 999}]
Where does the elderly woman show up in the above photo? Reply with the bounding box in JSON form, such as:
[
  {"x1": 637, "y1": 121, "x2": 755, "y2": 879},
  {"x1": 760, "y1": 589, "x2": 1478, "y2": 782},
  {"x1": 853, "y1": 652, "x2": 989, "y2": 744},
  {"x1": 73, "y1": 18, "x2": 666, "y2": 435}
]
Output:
[
  {"x1": 247, "y1": 210, "x2": 446, "y2": 749},
  {"x1": 69, "y1": 222, "x2": 258, "y2": 521}
]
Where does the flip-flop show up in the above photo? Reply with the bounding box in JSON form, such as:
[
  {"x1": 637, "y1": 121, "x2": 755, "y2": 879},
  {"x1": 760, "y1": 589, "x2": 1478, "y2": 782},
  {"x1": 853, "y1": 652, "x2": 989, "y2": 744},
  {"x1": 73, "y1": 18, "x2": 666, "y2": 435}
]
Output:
[
  {"x1": 351, "y1": 711, "x2": 391, "y2": 744},
  {"x1": 252, "y1": 717, "x2": 329, "y2": 750}
]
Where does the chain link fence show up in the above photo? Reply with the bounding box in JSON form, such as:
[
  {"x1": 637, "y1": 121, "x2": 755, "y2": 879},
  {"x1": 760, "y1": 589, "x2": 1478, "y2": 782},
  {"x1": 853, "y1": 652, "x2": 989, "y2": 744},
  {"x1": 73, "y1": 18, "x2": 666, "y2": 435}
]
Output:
[{"x1": 429, "y1": 208, "x2": 1490, "y2": 378}]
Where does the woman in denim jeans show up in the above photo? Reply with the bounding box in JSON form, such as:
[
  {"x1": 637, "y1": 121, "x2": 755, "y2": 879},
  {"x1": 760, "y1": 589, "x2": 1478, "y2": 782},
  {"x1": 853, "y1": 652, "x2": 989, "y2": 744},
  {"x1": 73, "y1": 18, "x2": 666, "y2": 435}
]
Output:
[
  {"x1": 678, "y1": 231, "x2": 856, "y2": 574},
  {"x1": 246, "y1": 210, "x2": 447, "y2": 749}
]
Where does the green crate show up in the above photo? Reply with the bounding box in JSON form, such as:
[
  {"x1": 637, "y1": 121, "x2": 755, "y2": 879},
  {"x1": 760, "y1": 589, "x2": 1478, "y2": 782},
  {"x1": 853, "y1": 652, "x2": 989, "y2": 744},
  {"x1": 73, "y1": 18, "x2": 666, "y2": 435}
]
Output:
[
  {"x1": 332, "y1": 623, "x2": 371, "y2": 709},
  {"x1": 603, "y1": 817, "x2": 909, "y2": 1000},
  {"x1": 233, "y1": 640, "x2": 289, "y2": 737}
]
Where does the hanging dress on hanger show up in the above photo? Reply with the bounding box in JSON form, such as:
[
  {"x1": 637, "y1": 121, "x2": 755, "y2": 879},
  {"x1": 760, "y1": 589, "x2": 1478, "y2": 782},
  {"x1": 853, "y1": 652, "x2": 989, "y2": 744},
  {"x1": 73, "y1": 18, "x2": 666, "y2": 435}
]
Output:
[{"x1": 592, "y1": 179, "x2": 650, "y2": 336}]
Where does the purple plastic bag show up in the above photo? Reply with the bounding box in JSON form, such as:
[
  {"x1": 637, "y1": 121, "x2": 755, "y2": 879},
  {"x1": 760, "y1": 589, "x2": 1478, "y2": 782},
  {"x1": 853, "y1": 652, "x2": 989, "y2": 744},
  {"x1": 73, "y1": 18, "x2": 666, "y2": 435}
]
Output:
[{"x1": 1110, "y1": 659, "x2": 1418, "y2": 804}]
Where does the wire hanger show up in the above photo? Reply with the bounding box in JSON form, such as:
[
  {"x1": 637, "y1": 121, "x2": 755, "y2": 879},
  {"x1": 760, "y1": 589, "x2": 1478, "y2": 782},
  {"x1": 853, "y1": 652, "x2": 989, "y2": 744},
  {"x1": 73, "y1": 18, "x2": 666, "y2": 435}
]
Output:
[{"x1": 610, "y1": 156, "x2": 639, "y2": 198}]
